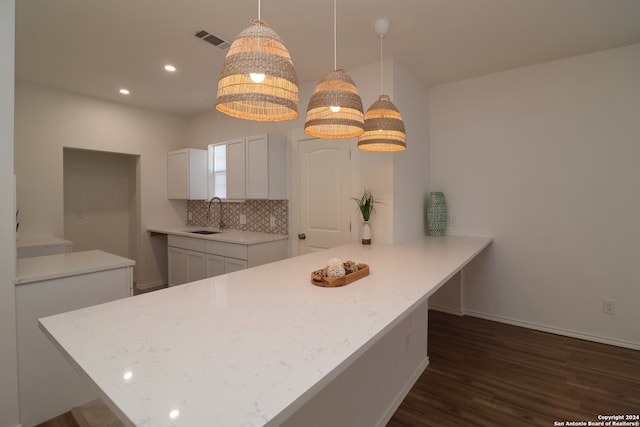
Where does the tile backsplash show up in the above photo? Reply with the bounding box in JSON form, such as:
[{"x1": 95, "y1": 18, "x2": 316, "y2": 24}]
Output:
[{"x1": 187, "y1": 200, "x2": 288, "y2": 235}]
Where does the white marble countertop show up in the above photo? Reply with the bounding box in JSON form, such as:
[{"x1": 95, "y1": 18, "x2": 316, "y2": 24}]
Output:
[
  {"x1": 16, "y1": 250, "x2": 136, "y2": 285},
  {"x1": 148, "y1": 226, "x2": 289, "y2": 245},
  {"x1": 39, "y1": 236, "x2": 491, "y2": 427}
]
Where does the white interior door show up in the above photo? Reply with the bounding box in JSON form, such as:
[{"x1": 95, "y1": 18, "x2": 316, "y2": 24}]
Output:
[{"x1": 298, "y1": 136, "x2": 352, "y2": 254}]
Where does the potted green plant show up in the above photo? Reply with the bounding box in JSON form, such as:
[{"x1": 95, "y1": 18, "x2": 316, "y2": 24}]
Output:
[{"x1": 352, "y1": 188, "x2": 381, "y2": 244}]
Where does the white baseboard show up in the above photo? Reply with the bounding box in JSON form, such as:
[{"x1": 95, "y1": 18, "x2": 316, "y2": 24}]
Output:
[
  {"x1": 464, "y1": 309, "x2": 640, "y2": 351},
  {"x1": 376, "y1": 357, "x2": 430, "y2": 427},
  {"x1": 428, "y1": 304, "x2": 464, "y2": 316},
  {"x1": 135, "y1": 280, "x2": 166, "y2": 291}
]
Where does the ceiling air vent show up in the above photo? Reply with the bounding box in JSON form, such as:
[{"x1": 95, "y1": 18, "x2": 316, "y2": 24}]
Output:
[{"x1": 194, "y1": 30, "x2": 231, "y2": 51}]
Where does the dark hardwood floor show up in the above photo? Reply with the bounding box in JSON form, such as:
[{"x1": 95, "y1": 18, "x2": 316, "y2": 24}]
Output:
[
  {"x1": 387, "y1": 310, "x2": 640, "y2": 427},
  {"x1": 36, "y1": 411, "x2": 79, "y2": 427},
  {"x1": 38, "y1": 310, "x2": 640, "y2": 426}
]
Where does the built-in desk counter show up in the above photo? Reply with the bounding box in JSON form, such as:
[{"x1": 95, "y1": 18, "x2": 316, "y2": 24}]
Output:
[
  {"x1": 39, "y1": 236, "x2": 491, "y2": 427},
  {"x1": 16, "y1": 250, "x2": 135, "y2": 427},
  {"x1": 16, "y1": 236, "x2": 73, "y2": 258},
  {"x1": 16, "y1": 249, "x2": 134, "y2": 286}
]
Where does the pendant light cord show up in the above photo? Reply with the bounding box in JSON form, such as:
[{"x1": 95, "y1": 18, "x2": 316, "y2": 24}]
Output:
[
  {"x1": 258, "y1": 0, "x2": 261, "y2": 20},
  {"x1": 380, "y1": 34, "x2": 384, "y2": 94},
  {"x1": 333, "y1": 0, "x2": 337, "y2": 70}
]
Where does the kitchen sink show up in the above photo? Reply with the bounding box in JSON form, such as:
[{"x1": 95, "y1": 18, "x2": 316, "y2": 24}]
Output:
[{"x1": 186, "y1": 230, "x2": 221, "y2": 235}]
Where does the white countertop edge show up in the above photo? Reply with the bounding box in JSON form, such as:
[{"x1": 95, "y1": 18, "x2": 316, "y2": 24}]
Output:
[
  {"x1": 147, "y1": 226, "x2": 289, "y2": 245},
  {"x1": 264, "y1": 235, "x2": 493, "y2": 426},
  {"x1": 16, "y1": 236, "x2": 74, "y2": 248},
  {"x1": 37, "y1": 320, "x2": 136, "y2": 427},
  {"x1": 15, "y1": 250, "x2": 136, "y2": 285}
]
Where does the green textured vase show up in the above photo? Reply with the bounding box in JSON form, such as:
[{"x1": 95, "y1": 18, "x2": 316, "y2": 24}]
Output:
[{"x1": 427, "y1": 192, "x2": 448, "y2": 236}]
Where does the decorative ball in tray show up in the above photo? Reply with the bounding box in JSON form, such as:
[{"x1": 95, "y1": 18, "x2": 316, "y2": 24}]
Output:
[{"x1": 311, "y1": 258, "x2": 369, "y2": 287}]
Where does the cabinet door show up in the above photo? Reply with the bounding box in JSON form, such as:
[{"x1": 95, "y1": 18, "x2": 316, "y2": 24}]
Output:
[
  {"x1": 226, "y1": 138, "x2": 246, "y2": 200},
  {"x1": 168, "y1": 149, "x2": 207, "y2": 200},
  {"x1": 245, "y1": 134, "x2": 269, "y2": 199},
  {"x1": 168, "y1": 246, "x2": 187, "y2": 286},
  {"x1": 224, "y1": 257, "x2": 248, "y2": 273},
  {"x1": 246, "y1": 240, "x2": 288, "y2": 268},
  {"x1": 185, "y1": 249, "x2": 206, "y2": 282},
  {"x1": 187, "y1": 150, "x2": 208, "y2": 199},
  {"x1": 205, "y1": 254, "x2": 225, "y2": 278},
  {"x1": 245, "y1": 134, "x2": 287, "y2": 200},
  {"x1": 167, "y1": 150, "x2": 189, "y2": 199}
]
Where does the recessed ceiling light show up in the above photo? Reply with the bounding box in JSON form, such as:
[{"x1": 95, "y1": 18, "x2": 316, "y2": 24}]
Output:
[
  {"x1": 164, "y1": 65, "x2": 177, "y2": 72},
  {"x1": 119, "y1": 88, "x2": 130, "y2": 95}
]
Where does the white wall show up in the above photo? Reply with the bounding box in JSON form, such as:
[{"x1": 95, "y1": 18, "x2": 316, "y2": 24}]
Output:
[
  {"x1": 14, "y1": 82, "x2": 188, "y2": 287},
  {"x1": 0, "y1": 1, "x2": 20, "y2": 425},
  {"x1": 430, "y1": 44, "x2": 640, "y2": 348},
  {"x1": 348, "y1": 59, "x2": 430, "y2": 245},
  {"x1": 392, "y1": 61, "x2": 430, "y2": 243},
  {"x1": 63, "y1": 148, "x2": 137, "y2": 259},
  {"x1": 351, "y1": 60, "x2": 396, "y2": 245}
]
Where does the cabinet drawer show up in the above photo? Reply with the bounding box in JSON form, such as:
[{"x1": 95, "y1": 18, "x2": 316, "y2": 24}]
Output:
[
  {"x1": 225, "y1": 257, "x2": 248, "y2": 273},
  {"x1": 205, "y1": 241, "x2": 248, "y2": 260},
  {"x1": 168, "y1": 235, "x2": 206, "y2": 252}
]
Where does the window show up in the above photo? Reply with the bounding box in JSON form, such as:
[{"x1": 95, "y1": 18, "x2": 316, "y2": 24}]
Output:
[{"x1": 208, "y1": 143, "x2": 226, "y2": 199}]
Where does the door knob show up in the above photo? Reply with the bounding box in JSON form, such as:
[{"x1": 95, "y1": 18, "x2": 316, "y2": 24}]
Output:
[{"x1": 298, "y1": 233, "x2": 306, "y2": 240}]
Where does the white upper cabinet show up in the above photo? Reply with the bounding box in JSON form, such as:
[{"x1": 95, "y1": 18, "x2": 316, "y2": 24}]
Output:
[
  {"x1": 226, "y1": 138, "x2": 246, "y2": 200},
  {"x1": 208, "y1": 134, "x2": 287, "y2": 200},
  {"x1": 167, "y1": 148, "x2": 208, "y2": 200},
  {"x1": 245, "y1": 134, "x2": 287, "y2": 200}
]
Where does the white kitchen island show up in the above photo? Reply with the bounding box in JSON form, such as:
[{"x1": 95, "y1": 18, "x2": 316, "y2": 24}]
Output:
[{"x1": 39, "y1": 236, "x2": 491, "y2": 427}]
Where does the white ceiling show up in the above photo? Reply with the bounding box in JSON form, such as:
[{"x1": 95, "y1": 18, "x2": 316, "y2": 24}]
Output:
[{"x1": 15, "y1": 0, "x2": 640, "y2": 117}]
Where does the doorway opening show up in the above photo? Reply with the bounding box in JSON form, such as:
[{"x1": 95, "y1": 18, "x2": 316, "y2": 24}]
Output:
[{"x1": 63, "y1": 148, "x2": 140, "y2": 282}]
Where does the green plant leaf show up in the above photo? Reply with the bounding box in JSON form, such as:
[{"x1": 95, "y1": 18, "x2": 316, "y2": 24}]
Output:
[{"x1": 351, "y1": 188, "x2": 382, "y2": 221}]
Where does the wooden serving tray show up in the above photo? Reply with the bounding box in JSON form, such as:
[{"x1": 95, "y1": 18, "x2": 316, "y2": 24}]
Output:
[{"x1": 311, "y1": 264, "x2": 369, "y2": 288}]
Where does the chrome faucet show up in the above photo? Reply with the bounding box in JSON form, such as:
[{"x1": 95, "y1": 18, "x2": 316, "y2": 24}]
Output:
[{"x1": 208, "y1": 197, "x2": 224, "y2": 230}]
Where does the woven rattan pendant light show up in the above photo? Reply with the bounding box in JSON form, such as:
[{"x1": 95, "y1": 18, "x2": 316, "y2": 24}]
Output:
[
  {"x1": 358, "y1": 19, "x2": 406, "y2": 152},
  {"x1": 216, "y1": 0, "x2": 299, "y2": 122},
  {"x1": 304, "y1": 0, "x2": 364, "y2": 139}
]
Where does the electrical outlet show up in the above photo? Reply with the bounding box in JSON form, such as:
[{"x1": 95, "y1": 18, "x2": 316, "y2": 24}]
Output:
[
  {"x1": 239, "y1": 213, "x2": 246, "y2": 225},
  {"x1": 188, "y1": 212, "x2": 192, "y2": 221},
  {"x1": 449, "y1": 215, "x2": 456, "y2": 227},
  {"x1": 603, "y1": 299, "x2": 616, "y2": 315}
]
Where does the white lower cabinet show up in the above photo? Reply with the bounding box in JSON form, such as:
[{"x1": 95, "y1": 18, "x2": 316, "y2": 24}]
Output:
[
  {"x1": 168, "y1": 246, "x2": 206, "y2": 286},
  {"x1": 186, "y1": 249, "x2": 206, "y2": 281},
  {"x1": 224, "y1": 257, "x2": 248, "y2": 273},
  {"x1": 168, "y1": 236, "x2": 207, "y2": 286},
  {"x1": 205, "y1": 253, "x2": 225, "y2": 277},
  {"x1": 168, "y1": 246, "x2": 188, "y2": 285},
  {"x1": 169, "y1": 235, "x2": 284, "y2": 286}
]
